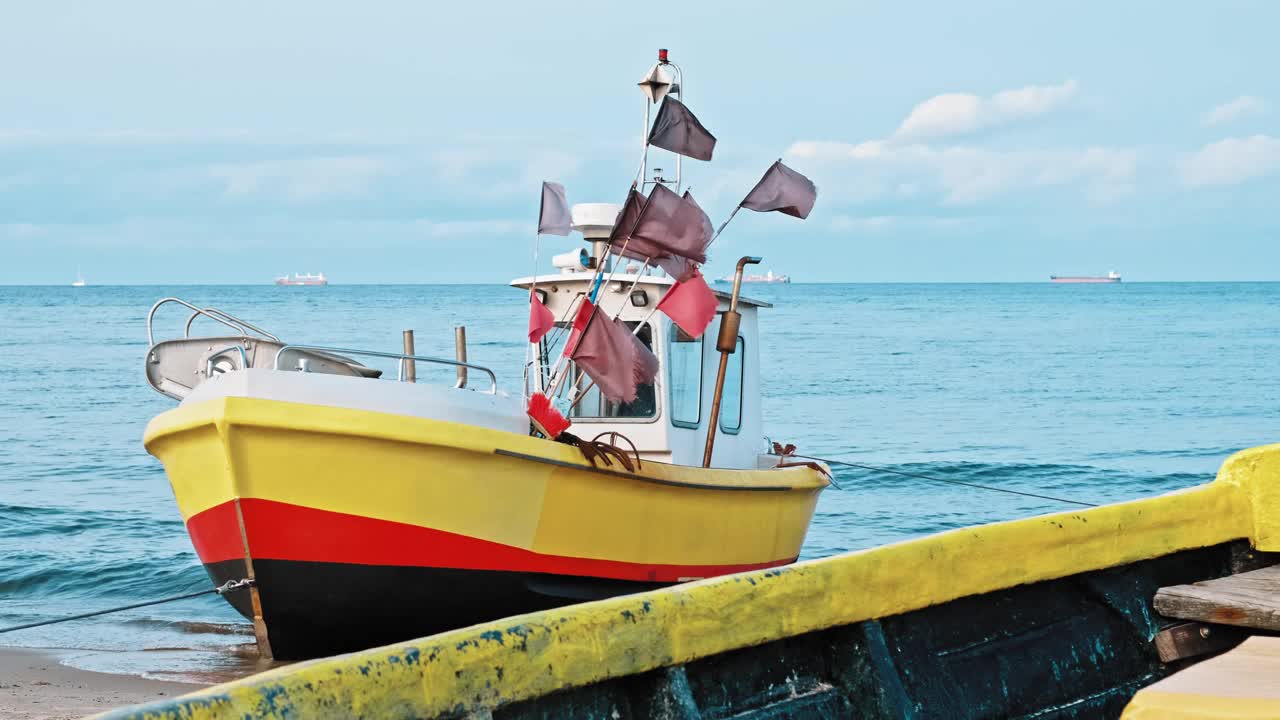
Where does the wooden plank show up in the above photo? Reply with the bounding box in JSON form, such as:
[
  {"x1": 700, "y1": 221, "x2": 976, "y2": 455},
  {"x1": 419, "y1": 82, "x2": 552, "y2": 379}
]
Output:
[
  {"x1": 1152, "y1": 622, "x2": 1246, "y2": 662},
  {"x1": 1154, "y1": 563, "x2": 1280, "y2": 631}
]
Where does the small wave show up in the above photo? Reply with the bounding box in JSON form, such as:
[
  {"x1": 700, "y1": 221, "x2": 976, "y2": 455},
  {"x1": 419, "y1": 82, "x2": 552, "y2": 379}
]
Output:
[
  {"x1": 121, "y1": 618, "x2": 253, "y2": 637},
  {"x1": 827, "y1": 459, "x2": 1207, "y2": 502},
  {"x1": 1087, "y1": 446, "x2": 1244, "y2": 460}
]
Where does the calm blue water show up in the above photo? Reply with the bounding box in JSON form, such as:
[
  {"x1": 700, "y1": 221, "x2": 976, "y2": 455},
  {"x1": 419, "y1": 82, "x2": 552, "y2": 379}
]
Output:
[{"x1": 2, "y1": 282, "x2": 1279, "y2": 680}]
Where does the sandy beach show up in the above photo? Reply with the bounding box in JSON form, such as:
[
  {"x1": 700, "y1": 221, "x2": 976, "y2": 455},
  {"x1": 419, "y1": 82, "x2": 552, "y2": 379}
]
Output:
[{"x1": 0, "y1": 648, "x2": 204, "y2": 720}]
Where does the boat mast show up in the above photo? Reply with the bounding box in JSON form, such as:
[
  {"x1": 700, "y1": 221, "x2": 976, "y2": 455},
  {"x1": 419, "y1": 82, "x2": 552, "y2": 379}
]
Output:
[{"x1": 637, "y1": 49, "x2": 684, "y2": 193}]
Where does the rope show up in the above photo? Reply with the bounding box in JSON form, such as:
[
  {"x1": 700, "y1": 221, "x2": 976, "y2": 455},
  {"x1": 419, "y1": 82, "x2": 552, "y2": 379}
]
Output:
[
  {"x1": 791, "y1": 454, "x2": 1099, "y2": 508},
  {"x1": 0, "y1": 578, "x2": 254, "y2": 635}
]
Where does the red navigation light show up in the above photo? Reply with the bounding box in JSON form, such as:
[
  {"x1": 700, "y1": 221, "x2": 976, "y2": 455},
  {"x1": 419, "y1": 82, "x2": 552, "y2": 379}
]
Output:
[{"x1": 658, "y1": 48, "x2": 669, "y2": 64}]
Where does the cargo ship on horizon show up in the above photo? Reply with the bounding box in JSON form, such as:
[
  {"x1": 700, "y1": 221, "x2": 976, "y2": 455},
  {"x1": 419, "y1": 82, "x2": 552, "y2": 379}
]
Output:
[
  {"x1": 1050, "y1": 270, "x2": 1121, "y2": 284},
  {"x1": 715, "y1": 269, "x2": 790, "y2": 284},
  {"x1": 275, "y1": 272, "x2": 328, "y2": 286}
]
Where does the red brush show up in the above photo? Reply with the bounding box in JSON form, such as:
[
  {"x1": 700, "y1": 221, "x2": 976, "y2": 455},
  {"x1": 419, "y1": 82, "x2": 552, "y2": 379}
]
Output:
[{"x1": 527, "y1": 392, "x2": 571, "y2": 439}]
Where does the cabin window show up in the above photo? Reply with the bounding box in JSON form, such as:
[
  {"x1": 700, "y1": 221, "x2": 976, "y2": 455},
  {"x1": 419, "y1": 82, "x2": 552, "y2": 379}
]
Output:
[
  {"x1": 560, "y1": 321, "x2": 657, "y2": 420},
  {"x1": 719, "y1": 336, "x2": 745, "y2": 434},
  {"x1": 668, "y1": 322, "x2": 702, "y2": 428}
]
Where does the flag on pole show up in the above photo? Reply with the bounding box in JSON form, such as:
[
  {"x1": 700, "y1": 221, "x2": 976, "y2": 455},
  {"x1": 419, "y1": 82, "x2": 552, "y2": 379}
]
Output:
[
  {"x1": 537, "y1": 181, "x2": 571, "y2": 235},
  {"x1": 629, "y1": 329, "x2": 660, "y2": 386},
  {"x1": 571, "y1": 314, "x2": 657, "y2": 403},
  {"x1": 607, "y1": 187, "x2": 699, "y2": 278},
  {"x1": 527, "y1": 291, "x2": 554, "y2": 343},
  {"x1": 607, "y1": 188, "x2": 647, "y2": 246},
  {"x1": 630, "y1": 184, "x2": 713, "y2": 264},
  {"x1": 648, "y1": 97, "x2": 717, "y2": 161},
  {"x1": 656, "y1": 268, "x2": 719, "y2": 338},
  {"x1": 606, "y1": 184, "x2": 706, "y2": 278},
  {"x1": 740, "y1": 160, "x2": 818, "y2": 219},
  {"x1": 561, "y1": 297, "x2": 595, "y2": 358}
]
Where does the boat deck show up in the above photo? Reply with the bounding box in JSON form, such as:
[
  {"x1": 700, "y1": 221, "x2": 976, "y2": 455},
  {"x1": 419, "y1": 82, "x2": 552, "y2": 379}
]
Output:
[{"x1": 1123, "y1": 637, "x2": 1280, "y2": 718}]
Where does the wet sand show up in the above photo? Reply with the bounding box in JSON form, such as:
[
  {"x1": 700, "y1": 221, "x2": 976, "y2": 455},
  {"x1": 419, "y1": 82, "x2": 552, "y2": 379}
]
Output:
[{"x1": 0, "y1": 647, "x2": 205, "y2": 720}]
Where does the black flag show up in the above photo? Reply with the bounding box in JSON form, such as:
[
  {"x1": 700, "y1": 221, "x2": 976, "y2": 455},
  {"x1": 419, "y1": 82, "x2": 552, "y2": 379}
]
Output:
[{"x1": 647, "y1": 97, "x2": 717, "y2": 161}]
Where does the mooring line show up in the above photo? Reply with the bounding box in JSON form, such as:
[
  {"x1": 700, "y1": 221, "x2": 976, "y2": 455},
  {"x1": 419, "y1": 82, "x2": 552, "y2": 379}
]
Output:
[
  {"x1": 792, "y1": 454, "x2": 1099, "y2": 508},
  {"x1": 0, "y1": 578, "x2": 253, "y2": 635}
]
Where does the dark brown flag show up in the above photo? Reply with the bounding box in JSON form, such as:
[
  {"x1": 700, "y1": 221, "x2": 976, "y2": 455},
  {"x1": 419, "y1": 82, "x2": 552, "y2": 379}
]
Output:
[
  {"x1": 647, "y1": 97, "x2": 717, "y2": 162},
  {"x1": 629, "y1": 183, "x2": 713, "y2": 264},
  {"x1": 571, "y1": 312, "x2": 658, "y2": 403},
  {"x1": 740, "y1": 160, "x2": 817, "y2": 219}
]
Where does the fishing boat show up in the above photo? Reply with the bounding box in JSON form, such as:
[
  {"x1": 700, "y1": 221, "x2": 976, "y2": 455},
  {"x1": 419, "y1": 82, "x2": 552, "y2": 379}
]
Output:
[
  {"x1": 274, "y1": 272, "x2": 328, "y2": 286},
  {"x1": 141, "y1": 50, "x2": 828, "y2": 661}
]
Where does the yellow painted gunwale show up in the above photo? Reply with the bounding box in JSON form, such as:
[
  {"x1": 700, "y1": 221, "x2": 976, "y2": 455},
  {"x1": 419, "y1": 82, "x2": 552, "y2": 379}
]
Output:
[
  {"x1": 99, "y1": 443, "x2": 1280, "y2": 720},
  {"x1": 144, "y1": 396, "x2": 829, "y2": 566},
  {"x1": 1123, "y1": 691, "x2": 1280, "y2": 719}
]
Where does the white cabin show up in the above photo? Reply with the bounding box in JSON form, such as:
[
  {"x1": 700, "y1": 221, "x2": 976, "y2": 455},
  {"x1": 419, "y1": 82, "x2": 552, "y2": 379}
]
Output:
[{"x1": 511, "y1": 268, "x2": 769, "y2": 470}]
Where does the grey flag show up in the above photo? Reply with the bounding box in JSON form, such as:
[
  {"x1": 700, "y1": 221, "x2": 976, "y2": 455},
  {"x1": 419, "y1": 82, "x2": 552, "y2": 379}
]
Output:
[
  {"x1": 608, "y1": 187, "x2": 645, "y2": 245},
  {"x1": 629, "y1": 183, "x2": 713, "y2": 264},
  {"x1": 740, "y1": 160, "x2": 817, "y2": 219},
  {"x1": 537, "y1": 181, "x2": 571, "y2": 235},
  {"x1": 647, "y1": 97, "x2": 716, "y2": 162}
]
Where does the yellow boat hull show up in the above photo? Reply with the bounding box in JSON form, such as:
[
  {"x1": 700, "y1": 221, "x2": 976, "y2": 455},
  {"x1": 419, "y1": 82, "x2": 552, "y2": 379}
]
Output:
[{"x1": 143, "y1": 396, "x2": 828, "y2": 659}]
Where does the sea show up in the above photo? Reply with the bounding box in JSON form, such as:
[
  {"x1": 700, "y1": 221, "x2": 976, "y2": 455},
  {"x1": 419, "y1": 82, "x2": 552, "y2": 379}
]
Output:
[{"x1": 2, "y1": 282, "x2": 1279, "y2": 682}]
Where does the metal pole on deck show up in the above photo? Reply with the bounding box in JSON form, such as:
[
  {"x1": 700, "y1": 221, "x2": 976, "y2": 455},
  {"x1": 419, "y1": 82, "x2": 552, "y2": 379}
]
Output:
[
  {"x1": 455, "y1": 326, "x2": 468, "y2": 389},
  {"x1": 702, "y1": 256, "x2": 761, "y2": 468},
  {"x1": 402, "y1": 330, "x2": 416, "y2": 382}
]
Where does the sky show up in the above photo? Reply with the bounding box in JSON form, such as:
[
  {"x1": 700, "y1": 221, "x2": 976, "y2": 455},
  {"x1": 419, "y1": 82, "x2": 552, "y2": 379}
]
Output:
[{"x1": 1, "y1": 1, "x2": 1277, "y2": 284}]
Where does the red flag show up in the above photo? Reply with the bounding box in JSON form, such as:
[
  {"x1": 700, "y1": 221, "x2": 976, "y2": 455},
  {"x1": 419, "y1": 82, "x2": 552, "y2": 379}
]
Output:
[
  {"x1": 561, "y1": 297, "x2": 595, "y2": 358},
  {"x1": 657, "y1": 269, "x2": 718, "y2": 338},
  {"x1": 527, "y1": 291, "x2": 554, "y2": 343}
]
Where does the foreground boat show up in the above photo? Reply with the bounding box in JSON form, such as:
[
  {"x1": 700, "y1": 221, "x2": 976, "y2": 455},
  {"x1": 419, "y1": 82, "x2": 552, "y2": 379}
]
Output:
[{"x1": 105, "y1": 443, "x2": 1280, "y2": 719}]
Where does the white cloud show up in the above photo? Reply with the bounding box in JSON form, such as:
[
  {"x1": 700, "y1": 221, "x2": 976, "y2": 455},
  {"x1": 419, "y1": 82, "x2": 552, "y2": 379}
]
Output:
[
  {"x1": 413, "y1": 218, "x2": 525, "y2": 237},
  {"x1": 1180, "y1": 135, "x2": 1280, "y2": 187},
  {"x1": 787, "y1": 139, "x2": 1134, "y2": 206},
  {"x1": 892, "y1": 80, "x2": 1078, "y2": 142},
  {"x1": 1203, "y1": 96, "x2": 1264, "y2": 127},
  {"x1": 208, "y1": 155, "x2": 391, "y2": 199},
  {"x1": 828, "y1": 215, "x2": 975, "y2": 232}
]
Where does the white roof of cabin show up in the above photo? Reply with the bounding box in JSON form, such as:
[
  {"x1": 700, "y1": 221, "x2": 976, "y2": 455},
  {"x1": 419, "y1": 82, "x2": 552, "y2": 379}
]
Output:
[{"x1": 509, "y1": 272, "x2": 773, "y2": 309}]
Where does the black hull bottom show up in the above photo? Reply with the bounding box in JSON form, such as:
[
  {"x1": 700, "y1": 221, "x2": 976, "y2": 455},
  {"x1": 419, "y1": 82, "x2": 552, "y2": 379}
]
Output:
[{"x1": 205, "y1": 559, "x2": 669, "y2": 660}]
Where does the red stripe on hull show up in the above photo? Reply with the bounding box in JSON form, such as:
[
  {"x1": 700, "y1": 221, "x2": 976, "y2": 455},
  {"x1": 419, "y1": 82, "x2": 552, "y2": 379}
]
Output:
[{"x1": 186, "y1": 498, "x2": 793, "y2": 583}]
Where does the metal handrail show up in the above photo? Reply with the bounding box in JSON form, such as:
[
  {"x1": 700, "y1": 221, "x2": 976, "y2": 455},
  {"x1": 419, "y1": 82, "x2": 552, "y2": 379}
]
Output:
[
  {"x1": 185, "y1": 307, "x2": 278, "y2": 343},
  {"x1": 272, "y1": 344, "x2": 498, "y2": 394},
  {"x1": 146, "y1": 297, "x2": 278, "y2": 346},
  {"x1": 205, "y1": 345, "x2": 249, "y2": 378}
]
